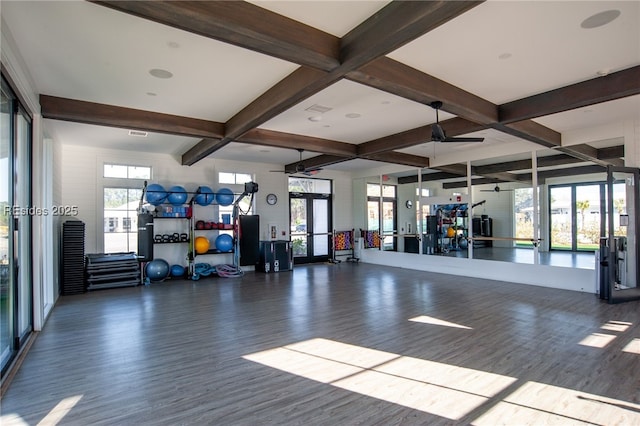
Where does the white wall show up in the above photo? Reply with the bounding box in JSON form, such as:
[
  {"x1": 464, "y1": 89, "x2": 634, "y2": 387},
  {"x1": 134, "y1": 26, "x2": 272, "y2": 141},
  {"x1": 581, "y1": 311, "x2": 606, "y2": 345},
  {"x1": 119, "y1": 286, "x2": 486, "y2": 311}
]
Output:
[{"x1": 60, "y1": 144, "x2": 354, "y2": 264}]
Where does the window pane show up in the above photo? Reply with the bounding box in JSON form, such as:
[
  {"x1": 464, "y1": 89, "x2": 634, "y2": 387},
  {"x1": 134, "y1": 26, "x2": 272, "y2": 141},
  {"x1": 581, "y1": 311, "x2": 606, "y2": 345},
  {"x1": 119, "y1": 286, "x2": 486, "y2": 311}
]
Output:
[
  {"x1": 550, "y1": 186, "x2": 572, "y2": 250},
  {"x1": 382, "y1": 185, "x2": 395, "y2": 197},
  {"x1": 236, "y1": 173, "x2": 252, "y2": 184},
  {"x1": 288, "y1": 177, "x2": 330, "y2": 194},
  {"x1": 366, "y1": 184, "x2": 380, "y2": 197},
  {"x1": 128, "y1": 166, "x2": 151, "y2": 179},
  {"x1": 104, "y1": 188, "x2": 129, "y2": 210},
  {"x1": 104, "y1": 164, "x2": 127, "y2": 178},
  {"x1": 219, "y1": 172, "x2": 235, "y2": 184}
]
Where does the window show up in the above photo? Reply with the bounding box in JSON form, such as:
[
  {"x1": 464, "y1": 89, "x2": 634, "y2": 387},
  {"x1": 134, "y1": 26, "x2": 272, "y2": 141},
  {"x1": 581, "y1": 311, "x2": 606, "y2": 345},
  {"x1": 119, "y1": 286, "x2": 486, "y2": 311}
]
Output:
[
  {"x1": 104, "y1": 163, "x2": 151, "y2": 179},
  {"x1": 219, "y1": 172, "x2": 252, "y2": 185},
  {"x1": 366, "y1": 183, "x2": 397, "y2": 250}
]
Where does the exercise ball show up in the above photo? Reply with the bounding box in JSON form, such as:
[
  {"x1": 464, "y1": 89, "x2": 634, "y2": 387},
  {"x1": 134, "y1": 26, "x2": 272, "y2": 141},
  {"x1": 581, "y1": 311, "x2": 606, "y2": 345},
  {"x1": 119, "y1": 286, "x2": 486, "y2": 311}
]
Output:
[
  {"x1": 145, "y1": 259, "x2": 170, "y2": 282},
  {"x1": 446, "y1": 227, "x2": 456, "y2": 238},
  {"x1": 458, "y1": 236, "x2": 468, "y2": 249},
  {"x1": 216, "y1": 188, "x2": 234, "y2": 206},
  {"x1": 195, "y1": 186, "x2": 215, "y2": 206},
  {"x1": 167, "y1": 185, "x2": 188, "y2": 205},
  {"x1": 170, "y1": 264, "x2": 186, "y2": 278},
  {"x1": 145, "y1": 183, "x2": 167, "y2": 206},
  {"x1": 194, "y1": 236, "x2": 210, "y2": 254},
  {"x1": 215, "y1": 233, "x2": 233, "y2": 252}
]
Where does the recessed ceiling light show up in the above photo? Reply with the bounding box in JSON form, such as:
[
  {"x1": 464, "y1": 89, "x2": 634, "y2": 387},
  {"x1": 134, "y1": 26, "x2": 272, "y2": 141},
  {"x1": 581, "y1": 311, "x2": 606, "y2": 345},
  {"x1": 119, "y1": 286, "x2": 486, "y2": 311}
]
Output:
[
  {"x1": 167, "y1": 41, "x2": 180, "y2": 49},
  {"x1": 581, "y1": 10, "x2": 621, "y2": 29},
  {"x1": 146, "y1": 92, "x2": 157, "y2": 97},
  {"x1": 259, "y1": 149, "x2": 270, "y2": 153},
  {"x1": 345, "y1": 113, "x2": 361, "y2": 119},
  {"x1": 323, "y1": 125, "x2": 331, "y2": 128},
  {"x1": 381, "y1": 100, "x2": 391, "y2": 105},
  {"x1": 596, "y1": 69, "x2": 610, "y2": 77},
  {"x1": 498, "y1": 52, "x2": 512, "y2": 60},
  {"x1": 308, "y1": 116, "x2": 323, "y2": 122},
  {"x1": 149, "y1": 68, "x2": 173, "y2": 79}
]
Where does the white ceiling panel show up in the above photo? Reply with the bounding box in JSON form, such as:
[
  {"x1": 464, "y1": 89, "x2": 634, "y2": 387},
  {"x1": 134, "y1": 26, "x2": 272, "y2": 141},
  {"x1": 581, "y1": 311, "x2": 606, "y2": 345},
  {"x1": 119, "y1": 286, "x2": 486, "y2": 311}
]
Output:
[{"x1": 388, "y1": 1, "x2": 640, "y2": 104}]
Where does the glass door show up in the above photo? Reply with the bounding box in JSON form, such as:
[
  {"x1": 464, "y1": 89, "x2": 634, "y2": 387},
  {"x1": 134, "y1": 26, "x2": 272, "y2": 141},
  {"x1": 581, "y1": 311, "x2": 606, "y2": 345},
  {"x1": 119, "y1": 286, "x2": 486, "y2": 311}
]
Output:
[
  {"x1": 575, "y1": 184, "x2": 603, "y2": 251},
  {"x1": 290, "y1": 193, "x2": 331, "y2": 264},
  {"x1": 604, "y1": 166, "x2": 639, "y2": 303},
  {"x1": 550, "y1": 186, "x2": 572, "y2": 250},
  {"x1": 1, "y1": 79, "x2": 14, "y2": 372},
  {"x1": 0, "y1": 75, "x2": 32, "y2": 377}
]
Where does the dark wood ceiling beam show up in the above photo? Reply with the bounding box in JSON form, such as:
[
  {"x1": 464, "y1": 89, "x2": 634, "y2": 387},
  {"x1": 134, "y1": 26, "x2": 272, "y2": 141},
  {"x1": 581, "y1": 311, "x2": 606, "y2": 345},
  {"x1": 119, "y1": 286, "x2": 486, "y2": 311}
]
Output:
[
  {"x1": 40, "y1": 95, "x2": 225, "y2": 139},
  {"x1": 492, "y1": 120, "x2": 561, "y2": 148},
  {"x1": 538, "y1": 164, "x2": 606, "y2": 181},
  {"x1": 398, "y1": 171, "x2": 463, "y2": 185},
  {"x1": 237, "y1": 128, "x2": 357, "y2": 157},
  {"x1": 443, "y1": 178, "x2": 501, "y2": 189},
  {"x1": 340, "y1": 1, "x2": 483, "y2": 70},
  {"x1": 364, "y1": 151, "x2": 430, "y2": 168},
  {"x1": 284, "y1": 154, "x2": 353, "y2": 173},
  {"x1": 185, "y1": 1, "x2": 482, "y2": 165},
  {"x1": 598, "y1": 144, "x2": 624, "y2": 160},
  {"x1": 499, "y1": 65, "x2": 640, "y2": 123},
  {"x1": 357, "y1": 117, "x2": 484, "y2": 156},
  {"x1": 91, "y1": 1, "x2": 340, "y2": 71},
  {"x1": 348, "y1": 57, "x2": 497, "y2": 124},
  {"x1": 182, "y1": 139, "x2": 227, "y2": 166}
]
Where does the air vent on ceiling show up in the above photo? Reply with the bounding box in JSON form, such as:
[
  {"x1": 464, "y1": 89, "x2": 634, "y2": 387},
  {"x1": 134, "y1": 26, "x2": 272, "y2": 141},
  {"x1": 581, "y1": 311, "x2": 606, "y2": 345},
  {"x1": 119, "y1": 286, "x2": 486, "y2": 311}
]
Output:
[
  {"x1": 128, "y1": 130, "x2": 148, "y2": 137},
  {"x1": 305, "y1": 104, "x2": 332, "y2": 114}
]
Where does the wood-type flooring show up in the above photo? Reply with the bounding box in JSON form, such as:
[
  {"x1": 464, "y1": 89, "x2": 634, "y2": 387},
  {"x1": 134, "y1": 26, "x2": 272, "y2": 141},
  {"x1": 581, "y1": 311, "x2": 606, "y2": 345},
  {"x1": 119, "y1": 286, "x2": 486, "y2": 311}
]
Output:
[{"x1": 2, "y1": 263, "x2": 639, "y2": 425}]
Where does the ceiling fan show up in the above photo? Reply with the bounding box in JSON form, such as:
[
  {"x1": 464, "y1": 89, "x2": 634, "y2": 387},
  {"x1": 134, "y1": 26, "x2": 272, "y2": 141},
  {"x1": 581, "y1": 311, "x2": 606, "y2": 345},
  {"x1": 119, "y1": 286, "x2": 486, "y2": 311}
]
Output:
[
  {"x1": 270, "y1": 148, "x2": 322, "y2": 176},
  {"x1": 429, "y1": 101, "x2": 484, "y2": 143},
  {"x1": 481, "y1": 185, "x2": 514, "y2": 193}
]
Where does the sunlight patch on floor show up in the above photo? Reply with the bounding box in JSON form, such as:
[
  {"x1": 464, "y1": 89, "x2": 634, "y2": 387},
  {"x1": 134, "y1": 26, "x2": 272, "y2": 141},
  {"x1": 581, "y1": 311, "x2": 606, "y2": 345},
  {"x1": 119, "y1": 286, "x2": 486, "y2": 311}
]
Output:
[
  {"x1": 243, "y1": 338, "x2": 515, "y2": 420},
  {"x1": 408, "y1": 315, "x2": 472, "y2": 329},
  {"x1": 473, "y1": 381, "x2": 640, "y2": 425},
  {"x1": 36, "y1": 395, "x2": 83, "y2": 426},
  {"x1": 622, "y1": 338, "x2": 640, "y2": 355},
  {"x1": 600, "y1": 320, "x2": 632, "y2": 332},
  {"x1": 578, "y1": 332, "x2": 617, "y2": 348},
  {"x1": 0, "y1": 395, "x2": 83, "y2": 426}
]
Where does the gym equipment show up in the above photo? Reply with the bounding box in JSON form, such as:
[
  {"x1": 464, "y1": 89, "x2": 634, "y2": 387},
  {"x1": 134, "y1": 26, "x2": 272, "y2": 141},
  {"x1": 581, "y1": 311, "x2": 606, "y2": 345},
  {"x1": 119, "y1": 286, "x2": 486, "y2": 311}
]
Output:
[
  {"x1": 167, "y1": 185, "x2": 188, "y2": 205},
  {"x1": 216, "y1": 188, "x2": 234, "y2": 206},
  {"x1": 216, "y1": 234, "x2": 233, "y2": 252},
  {"x1": 195, "y1": 186, "x2": 215, "y2": 206},
  {"x1": 145, "y1": 183, "x2": 167, "y2": 206},
  {"x1": 195, "y1": 220, "x2": 205, "y2": 230},
  {"x1": 145, "y1": 259, "x2": 170, "y2": 282},
  {"x1": 194, "y1": 236, "x2": 210, "y2": 254},
  {"x1": 446, "y1": 226, "x2": 456, "y2": 238},
  {"x1": 170, "y1": 264, "x2": 186, "y2": 278}
]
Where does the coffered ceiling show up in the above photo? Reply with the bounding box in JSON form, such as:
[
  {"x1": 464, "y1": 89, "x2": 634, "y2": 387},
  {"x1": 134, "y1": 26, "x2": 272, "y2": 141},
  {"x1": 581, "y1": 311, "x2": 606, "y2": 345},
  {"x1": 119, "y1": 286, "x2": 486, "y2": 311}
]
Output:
[{"x1": 2, "y1": 1, "x2": 638, "y2": 176}]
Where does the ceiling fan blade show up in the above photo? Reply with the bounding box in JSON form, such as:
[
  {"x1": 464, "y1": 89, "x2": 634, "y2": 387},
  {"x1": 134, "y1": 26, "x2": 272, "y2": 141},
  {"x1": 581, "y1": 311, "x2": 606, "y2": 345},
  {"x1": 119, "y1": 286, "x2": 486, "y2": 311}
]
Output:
[{"x1": 441, "y1": 137, "x2": 485, "y2": 143}]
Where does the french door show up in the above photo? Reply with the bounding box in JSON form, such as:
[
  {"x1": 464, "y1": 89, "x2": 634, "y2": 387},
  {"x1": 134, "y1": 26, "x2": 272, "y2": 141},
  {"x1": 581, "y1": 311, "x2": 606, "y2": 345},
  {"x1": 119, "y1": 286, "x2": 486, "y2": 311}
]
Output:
[{"x1": 290, "y1": 193, "x2": 332, "y2": 264}]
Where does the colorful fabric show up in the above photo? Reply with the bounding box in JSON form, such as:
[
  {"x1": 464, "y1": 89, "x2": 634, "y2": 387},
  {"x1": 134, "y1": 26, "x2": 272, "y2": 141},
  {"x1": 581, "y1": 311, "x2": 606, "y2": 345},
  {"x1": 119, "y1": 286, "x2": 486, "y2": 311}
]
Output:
[
  {"x1": 362, "y1": 230, "x2": 380, "y2": 249},
  {"x1": 333, "y1": 230, "x2": 353, "y2": 250}
]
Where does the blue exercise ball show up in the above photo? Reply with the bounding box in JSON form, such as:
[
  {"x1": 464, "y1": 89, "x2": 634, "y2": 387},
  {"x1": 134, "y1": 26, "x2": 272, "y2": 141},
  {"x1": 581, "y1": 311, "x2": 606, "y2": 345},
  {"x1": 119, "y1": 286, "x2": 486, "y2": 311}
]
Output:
[
  {"x1": 145, "y1": 259, "x2": 170, "y2": 282},
  {"x1": 215, "y1": 234, "x2": 233, "y2": 252},
  {"x1": 145, "y1": 183, "x2": 167, "y2": 206},
  {"x1": 170, "y1": 264, "x2": 186, "y2": 278},
  {"x1": 167, "y1": 185, "x2": 188, "y2": 205},
  {"x1": 195, "y1": 186, "x2": 215, "y2": 206},
  {"x1": 216, "y1": 188, "x2": 234, "y2": 206}
]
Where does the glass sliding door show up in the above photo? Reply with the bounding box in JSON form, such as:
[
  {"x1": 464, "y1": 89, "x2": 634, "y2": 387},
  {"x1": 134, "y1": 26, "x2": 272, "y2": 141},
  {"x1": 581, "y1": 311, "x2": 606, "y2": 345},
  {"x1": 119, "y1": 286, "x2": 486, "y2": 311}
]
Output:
[
  {"x1": 550, "y1": 186, "x2": 572, "y2": 250},
  {"x1": 575, "y1": 184, "x2": 603, "y2": 251},
  {"x1": 1, "y1": 78, "x2": 14, "y2": 373},
  {"x1": 1, "y1": 75, "x2": 33, "y2": 377}
]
